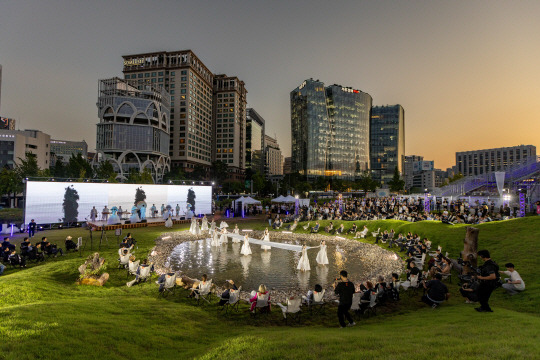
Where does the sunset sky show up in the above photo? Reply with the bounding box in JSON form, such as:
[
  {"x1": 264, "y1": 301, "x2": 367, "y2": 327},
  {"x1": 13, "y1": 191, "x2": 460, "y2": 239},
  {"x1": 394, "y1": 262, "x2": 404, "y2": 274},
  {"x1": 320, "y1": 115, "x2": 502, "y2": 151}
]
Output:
[{"x1": 1, "y1": 1, "x2": 539, "y2": 170}]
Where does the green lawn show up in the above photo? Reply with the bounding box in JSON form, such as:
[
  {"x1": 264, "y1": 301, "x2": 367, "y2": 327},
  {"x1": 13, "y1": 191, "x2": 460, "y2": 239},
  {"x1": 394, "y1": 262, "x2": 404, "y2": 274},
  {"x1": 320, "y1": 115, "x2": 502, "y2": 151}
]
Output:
[{"x1": 1, "y1": 217, "x2": 539, "y2": 360}]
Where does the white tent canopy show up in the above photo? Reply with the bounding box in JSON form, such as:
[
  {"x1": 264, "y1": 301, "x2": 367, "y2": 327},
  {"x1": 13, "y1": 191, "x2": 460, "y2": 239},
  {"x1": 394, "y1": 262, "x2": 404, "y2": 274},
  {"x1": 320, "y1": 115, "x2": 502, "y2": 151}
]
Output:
[
  {"x1": 271, "y1": 195, "x2": 286, "y2": 203},
  {"x1": 241, "y1": 196, "x2": 261, "y2": 205},
  {"x1": 282, "y1": 195, "x2": 297, "y2": 203}
]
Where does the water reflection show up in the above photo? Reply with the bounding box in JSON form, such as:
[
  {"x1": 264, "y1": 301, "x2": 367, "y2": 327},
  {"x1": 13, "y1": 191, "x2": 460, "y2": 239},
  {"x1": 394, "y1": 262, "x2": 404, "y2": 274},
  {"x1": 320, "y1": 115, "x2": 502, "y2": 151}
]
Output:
[{"x1": 168, "y1": 238, "x2": 392, "y2": 292}]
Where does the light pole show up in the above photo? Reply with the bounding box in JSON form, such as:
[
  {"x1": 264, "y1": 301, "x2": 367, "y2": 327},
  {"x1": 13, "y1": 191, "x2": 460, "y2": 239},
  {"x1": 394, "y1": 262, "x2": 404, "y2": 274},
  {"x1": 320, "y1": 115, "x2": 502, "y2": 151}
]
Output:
[{"x1": 295, "y1": 195, "x2": 299, "y2": 216}]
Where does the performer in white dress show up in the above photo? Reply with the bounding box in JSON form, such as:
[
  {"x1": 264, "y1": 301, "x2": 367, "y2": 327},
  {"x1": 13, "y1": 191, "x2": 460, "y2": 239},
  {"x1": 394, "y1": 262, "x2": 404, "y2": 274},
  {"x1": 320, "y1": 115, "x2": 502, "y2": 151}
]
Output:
[
  {"x1": 194, "y1": 219, "x2": 201, "y2": 236},
  {"x1": 165, "y1": 213, "x2": 173, "y2": 228},
  {"x1": 210, "y1": 229, "x2": 220, "y2": 247},
  {"x1": 297, "y1": 244, "x2": 311, "y2": 271},
  {"x1": 315, "y1": 240, "x2": 329, "y2": 265},
  {"x1": 189, "y1": 217, "x2": 196, "y2": 234},
  {"x1": 219, "y1": 228, "x2": 228, "y2": 245},
  {"x1": 240, "y1": 234, "x2": 252, "y2": 255},
  {"x1": 261, "y1": 228, "x2": 271, "y2": 251},
  {"x1": 107, "y1": 206, "x2": 121, "y2": 225},
  {"x1": 233, "y1": 224, "x2": 240, "y2": 235},
  {"x1": 130, "y1": 205, "x2": 140, "y2": 223},
  {"x1": 209, "y1": 220, "x2": 216, "y2": 235},
  {"x1": 201, "y1": 215, "x2": 209, "y2": 232}
]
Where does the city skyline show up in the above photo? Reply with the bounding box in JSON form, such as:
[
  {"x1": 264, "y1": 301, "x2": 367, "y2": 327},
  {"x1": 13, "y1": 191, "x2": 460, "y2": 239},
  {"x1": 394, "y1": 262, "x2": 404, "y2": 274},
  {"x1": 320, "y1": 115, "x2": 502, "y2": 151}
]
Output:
[{"x1": 1, "y1": 1, "x2": 540, "y2": 170}]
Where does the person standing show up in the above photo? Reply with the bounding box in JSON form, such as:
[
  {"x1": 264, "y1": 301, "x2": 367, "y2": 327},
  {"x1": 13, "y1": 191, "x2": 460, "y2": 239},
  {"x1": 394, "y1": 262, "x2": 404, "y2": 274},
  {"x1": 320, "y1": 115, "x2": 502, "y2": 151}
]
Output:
[
  {"x1": 28, "y1": 219, "x2": 37, "y2": 238},
  {"x1": 175, "y1": 204, "x2": 180, "y2": 218},
  {"x1": 475, "y1": 250, "x2": 500, "y2": 312},
  {"x1": 150, "y1": 204, "x2": 157, "y2": 218},
  {"x1": 333, "y1": 270, "x2": 356, "y2": 328}
]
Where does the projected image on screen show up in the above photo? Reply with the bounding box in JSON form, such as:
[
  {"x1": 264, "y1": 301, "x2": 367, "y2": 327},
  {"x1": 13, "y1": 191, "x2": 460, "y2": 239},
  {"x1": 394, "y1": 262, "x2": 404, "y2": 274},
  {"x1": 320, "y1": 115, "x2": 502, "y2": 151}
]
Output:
[{"x1": 24, "y1": 181, "x2": 212, "y2": 225}]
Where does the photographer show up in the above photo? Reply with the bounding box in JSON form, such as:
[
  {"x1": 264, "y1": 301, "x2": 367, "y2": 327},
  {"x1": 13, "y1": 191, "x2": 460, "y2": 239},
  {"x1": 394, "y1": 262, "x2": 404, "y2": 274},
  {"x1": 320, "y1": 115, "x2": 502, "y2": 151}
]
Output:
[
  {"x1": 475, "y1": 250, "x2": 500, "y2": 313},
  {"x1": 333, "y1": 270, "x2": 356, "y2": 328}
]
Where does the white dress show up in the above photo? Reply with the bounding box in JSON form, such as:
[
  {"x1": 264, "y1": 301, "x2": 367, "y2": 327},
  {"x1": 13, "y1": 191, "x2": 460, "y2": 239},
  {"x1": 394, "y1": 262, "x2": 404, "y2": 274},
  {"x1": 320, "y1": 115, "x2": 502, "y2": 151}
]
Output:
[
  {"x1": 315, "y1": 244, "x2": 329, "y2": 265},
  {"x1": 201, "y1": 217, "x2": 209, "y2": 231},
  {"x1": 261, "y1": 232, "x2": 271, "y2": 250},
  {"x1": 219, "y1": 231, "x2": 228, "y2": 245},
  {"x1": 297, "y1": 247, "x2": 311, "y2": 271},
  {"x1": 165, "y1": 214, "x2": 173, "y2": 228},
  {"x1": 233, "y1": 227, "x2": 240, "y2": 235},
  {"x1": 232, "y1": 233, "x2": 241, "y2": 243},
  {"x1": 209, "y1": 221, "x2": 216, "y2": 235},
  {"x1": 194, "y1": 221, "x2": 200, "y2": 236},
  {"x1": 211, "y1": 231, "x2": 220, "y2": 247},
  {"x1": 189, "y1": 218, "x2": 196, "y2": 234},
  {"x1": 130, "y1": 207, "x2": 140, "y2": 223},
  {"x1": 240, "y1": 237, "x2": 252, "y2": 255}
]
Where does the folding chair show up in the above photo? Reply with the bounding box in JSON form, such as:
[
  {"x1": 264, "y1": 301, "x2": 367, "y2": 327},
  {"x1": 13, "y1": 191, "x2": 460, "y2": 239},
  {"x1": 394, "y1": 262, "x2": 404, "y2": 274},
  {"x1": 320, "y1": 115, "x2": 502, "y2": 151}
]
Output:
[
  {"x1": 362, "y1": 292, "x2": 378, "y2": 317},
  {"x1": 118, "y1": 252, "x2": 130, "y2": 269},
  {"x1": 414, "y1": 253, "x2": 426, "y2": 269},
  {"x1": 350, "y1": 292, "x2": 362, "y2": 315},
  {"x1": 137, "y1": 265, "x2": 152, "y2": 283},
  {"x1": 279, "y1": 298, "x2": 302, "y2": 325},
  {"x1": 252, "y1": 293, "x2": 270, "y2": 316},
  {"x1": 440, "y1": 264, "x2": 453, "y2": 283},
  {"x1": 355, "y1": 228, "x2": 368, "y2": 239},
  {"x1": 157, "y1": 273, "x2": 177, "y2": 298},
  {"x1": 194, "y1": 280, "x2": 213, "y2": 305},
  {"x1": 127, "y1": 259, "x2": 140, "y2": 279},
  {"x1": 371, "y1": 228, "x2": 380, "y2": 237},
  {"x1": 220, "y1": 286, "x2": 242, "y2": 315},
  {"x1": 307, "y1": 289, "x2": 326, "y2": 315}
]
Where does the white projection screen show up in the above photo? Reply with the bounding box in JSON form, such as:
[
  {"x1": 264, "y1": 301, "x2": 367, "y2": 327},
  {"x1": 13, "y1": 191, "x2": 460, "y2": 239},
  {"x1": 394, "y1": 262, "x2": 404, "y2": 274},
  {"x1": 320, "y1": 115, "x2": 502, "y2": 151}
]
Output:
[{"x1": 24, "y1": 181, "x2": 212, "y2": 224}]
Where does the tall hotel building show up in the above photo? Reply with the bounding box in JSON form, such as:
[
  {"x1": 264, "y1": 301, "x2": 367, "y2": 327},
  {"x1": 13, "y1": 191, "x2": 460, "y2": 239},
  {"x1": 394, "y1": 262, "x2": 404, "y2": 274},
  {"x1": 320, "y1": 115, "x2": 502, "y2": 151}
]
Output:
[
  {"x1": 121, "y1": 50, "x2": 246, "y2": 179},
  {"x1": 370, "y1": 105, "x2": 405, "y2": 185},
  {"x1": 291, "y1": 79, "x2": 372, "y2": 180}
]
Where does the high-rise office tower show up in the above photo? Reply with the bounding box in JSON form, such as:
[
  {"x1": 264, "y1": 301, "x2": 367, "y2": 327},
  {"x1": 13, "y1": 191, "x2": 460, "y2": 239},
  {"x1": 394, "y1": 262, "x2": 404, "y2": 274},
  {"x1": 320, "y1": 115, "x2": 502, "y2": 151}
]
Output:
[
  {"x1": 245, "y1": 108, "x2": 265, "y2": 174},
  {"x1": 370, "y1": 105, "x2": 405, "y2": 185},
  {"x1": 291, "y1": 79, "x2": 372, "y2": 180},
  {"x1": 96, "y1": 77, "x2": 171, "y2": 182},
  {"x1": 265, "y1": 135, "x2": 283, "y2": 176},
  {"x1": 212, "y1": 75, "x2": 247, "y2": 181},
  {"x1": 122, "y1": 50, "x2": 247, "y2": 178}
]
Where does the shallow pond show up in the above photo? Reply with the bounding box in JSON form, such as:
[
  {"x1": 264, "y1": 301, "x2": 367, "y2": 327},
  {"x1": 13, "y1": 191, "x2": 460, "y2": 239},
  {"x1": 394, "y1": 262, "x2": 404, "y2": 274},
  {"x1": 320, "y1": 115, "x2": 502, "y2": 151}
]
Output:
[{"x1": 167, "y1": 233, "x2": 401, "y2": 293}]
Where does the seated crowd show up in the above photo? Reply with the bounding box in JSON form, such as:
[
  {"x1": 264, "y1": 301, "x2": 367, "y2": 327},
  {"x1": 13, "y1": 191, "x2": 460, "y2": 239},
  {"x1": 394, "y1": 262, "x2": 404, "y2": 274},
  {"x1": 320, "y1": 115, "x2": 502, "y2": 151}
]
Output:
[
  {"x1": 267, "y1": 196, "x2": 515, "y2": 227},
  {"x1": 0, "y1": 235, "x2": 73, "y2": 274}
]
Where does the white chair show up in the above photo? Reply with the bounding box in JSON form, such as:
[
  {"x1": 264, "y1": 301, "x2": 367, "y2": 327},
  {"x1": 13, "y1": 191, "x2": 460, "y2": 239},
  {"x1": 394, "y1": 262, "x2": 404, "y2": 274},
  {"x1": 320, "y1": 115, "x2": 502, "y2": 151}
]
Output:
[
  {"x1": 350, "y1": 292, "x2": 362, "y2": 312},
  {"x1": 220, "y1": 286, "x2": 242, "y2": 315},
  {"x1": 356, "y1": 228, "x2": 368, "y2": 239},
  {"x1": 127, "y1": 259, "x2": 140, "y2": 279},
  {"x1": 194, "y1": 280, "x2": 213, "y2": 305},
  {"x1": 302, "y1": 222, "x2": 310, "y2": 230},
  {"x1": 157, "y1": 273, "x2": 177, "y2": 298},
  {"x1": 253, "y1": 292, "x2": 270, "y2": 316},
  {"x1": 278, "y1": 297, "x2": 302, "y2": 325},
  {"x1": 401, "y1": 274, "x2": 419, "y2": 291},
  {"x1": 137, "y1": 265, "x2": 152, "y2": 283},
  {"x1": 414, "y1": 253, "x2": 426, "y2": 268},
  {"x1": 305, "y1": 289, "x2": 326, "y2": 315},
  {"x1": 371, "y1": 228, "x2": 380, "y2": 237},
  {"x1": 118, "y1": 253, "x2": 130, "y2": 269},
  {"x1": 363, "y1": 291, "x2": 378, "y2": 317}
]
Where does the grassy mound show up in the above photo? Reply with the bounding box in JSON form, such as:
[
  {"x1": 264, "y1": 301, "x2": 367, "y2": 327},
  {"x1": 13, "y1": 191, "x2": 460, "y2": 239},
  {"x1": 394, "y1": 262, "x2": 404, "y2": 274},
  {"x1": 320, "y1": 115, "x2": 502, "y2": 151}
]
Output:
[{"x1": 1, "y1": 217, "x2": 539, "y2": 359}]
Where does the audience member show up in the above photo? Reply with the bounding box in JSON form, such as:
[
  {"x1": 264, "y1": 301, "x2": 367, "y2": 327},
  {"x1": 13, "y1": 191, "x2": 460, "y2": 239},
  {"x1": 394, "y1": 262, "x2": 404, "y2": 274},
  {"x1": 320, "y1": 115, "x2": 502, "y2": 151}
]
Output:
[{"x1": 499, "y1": 263, "x2": 525, "y2": 295}]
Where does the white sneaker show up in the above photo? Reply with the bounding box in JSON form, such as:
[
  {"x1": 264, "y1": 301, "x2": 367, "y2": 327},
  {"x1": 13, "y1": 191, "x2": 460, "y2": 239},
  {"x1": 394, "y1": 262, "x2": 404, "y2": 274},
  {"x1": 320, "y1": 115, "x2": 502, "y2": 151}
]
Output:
[{"x1": 347, "y1": 322, "x2": 356, "y2": 327}]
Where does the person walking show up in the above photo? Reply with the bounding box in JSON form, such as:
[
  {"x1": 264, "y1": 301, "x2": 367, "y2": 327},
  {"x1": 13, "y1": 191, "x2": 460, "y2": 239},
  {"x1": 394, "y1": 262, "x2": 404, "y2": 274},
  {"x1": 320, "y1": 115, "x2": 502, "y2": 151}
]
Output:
[{"x1": 333, "y1": 270, "x2": 356, "y2": 328}]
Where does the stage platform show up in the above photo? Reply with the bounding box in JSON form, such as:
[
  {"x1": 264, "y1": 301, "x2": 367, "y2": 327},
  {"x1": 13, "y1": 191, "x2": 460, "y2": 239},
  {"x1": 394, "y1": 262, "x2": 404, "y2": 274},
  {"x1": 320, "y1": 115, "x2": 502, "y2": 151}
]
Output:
[{"x1": 87, "y1": 217, "x2": 191, "y2": 231}]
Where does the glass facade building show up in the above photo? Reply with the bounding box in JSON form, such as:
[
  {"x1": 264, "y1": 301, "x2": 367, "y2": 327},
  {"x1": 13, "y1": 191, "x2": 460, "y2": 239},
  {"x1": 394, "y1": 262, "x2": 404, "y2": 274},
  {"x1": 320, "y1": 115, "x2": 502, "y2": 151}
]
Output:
[
  {"x1": 370, "y1": 105, "x2": 405, "y2": 185},
  {"x1": 245, "y1": 108, "x2": 265, "y2": 173},
  {"x1": 291, "y1": 79, "x2": 372, "y2": 180}
]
